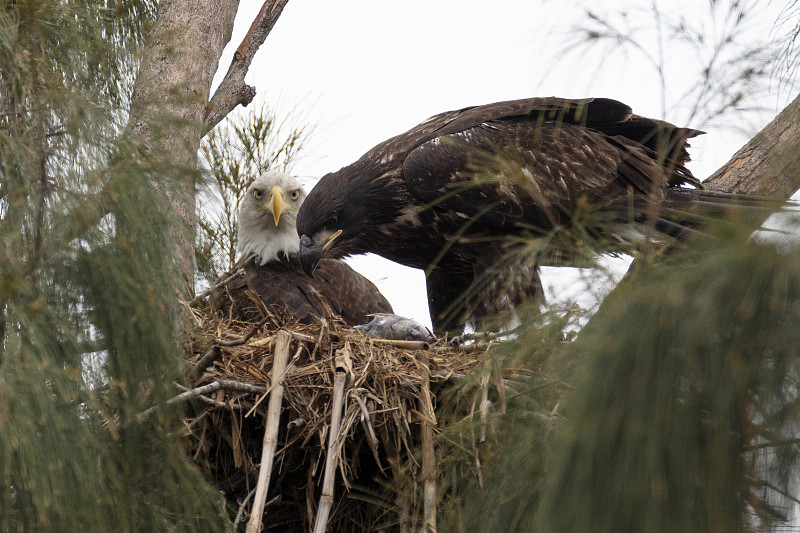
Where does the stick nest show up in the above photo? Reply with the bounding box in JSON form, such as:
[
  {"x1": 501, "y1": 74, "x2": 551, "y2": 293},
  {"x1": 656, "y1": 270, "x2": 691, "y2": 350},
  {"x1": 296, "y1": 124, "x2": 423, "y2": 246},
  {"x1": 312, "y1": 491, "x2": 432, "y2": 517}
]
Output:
[{"x1": 183, "y1": 306, "x2": 484, "y2": 532}]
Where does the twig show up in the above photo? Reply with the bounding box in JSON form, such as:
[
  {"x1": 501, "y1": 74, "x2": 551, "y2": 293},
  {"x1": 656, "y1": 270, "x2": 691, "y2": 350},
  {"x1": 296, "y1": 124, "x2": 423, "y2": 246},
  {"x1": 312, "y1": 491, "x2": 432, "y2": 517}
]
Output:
[
  {"x1": 309, "y1": 286, "x2": 338, "y2": 325},
  {"x1": 246, "y1": 330, "x2": 292, "y2": 533},
  {"x1": 430, "y1": 342, "x2": 491, "y2": 354},
  {"x1": 189, "y1": 346, "x2": 221, "y2": 381},
  {"x1": 234, "y1": 487, "x2": 257, "y2": 530},
  {"x1": 235, "y1": 492, "x2": 281, "y2": 530},
  {"x1": 218, "y1": 316, "x2": 271, "y2": 346},
  {"x1": 312, "y1": 355, "x2": 348, "y2": 533},
  {"x1": 369, "y1": 338, "x2": 430, "y2": 350},
  {"x1": 245, "y1": 342, "x2": 303, "y2": 417},
  {"x1": 420, "y1": 355, "x2": 438, "y2": 533},
  {"x1": 173, "y1": 381, "x2": 244, "y2": 411},
  {"x1": 189, "y1": 317, "x2": 271, "y2": 380},
  {"x1": 205, "y1": 0, "x2": 290, "y2": 131},
  {"x1": 188, "y1": 268, "x2": 245, "y2": 307},
  {"x1": 287, "y1": 329, "x2": 317, "y2": 344},
  {"x1": 378, "y1": 423, "x2": 409, "y2": 533},
  {"x1": 448, "y1": 327, "x2": 519, "y2": 346},
  {"x1": 430, "y1": 370, "x2": 467, "y2": 383},
  {"x1": 137, "y1": 379, "x2": 267, "y2": 422},
  {"x1": 352, "y1": 392, "x2": 383, "y2": 470}
]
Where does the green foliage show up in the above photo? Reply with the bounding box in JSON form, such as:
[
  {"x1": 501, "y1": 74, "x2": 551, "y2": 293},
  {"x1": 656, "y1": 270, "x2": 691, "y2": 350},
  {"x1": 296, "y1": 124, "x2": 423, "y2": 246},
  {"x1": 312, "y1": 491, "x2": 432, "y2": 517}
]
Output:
[
  {"x1": 196, "y1": 102, "x2": 312, "y2": 282},
  {"x1": 435, "y1": 309, "x2": 580, "y2": 532},
  {"x1": 447, "y1": 224, "x2": 800, "y2": 532},
  {"x1": 536, "y1": 229, "x2": 800, "y2": 532},
  {"x1": 0, "y1": 1, "x2": 229, "y2": 530}
]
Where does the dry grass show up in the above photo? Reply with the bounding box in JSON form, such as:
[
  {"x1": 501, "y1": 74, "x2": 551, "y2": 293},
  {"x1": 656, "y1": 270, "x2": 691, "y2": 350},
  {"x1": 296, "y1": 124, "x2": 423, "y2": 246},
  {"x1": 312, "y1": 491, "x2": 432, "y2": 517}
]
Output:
[{"x1": 182, "y1": 305, "x2": 485, "y2": 532}]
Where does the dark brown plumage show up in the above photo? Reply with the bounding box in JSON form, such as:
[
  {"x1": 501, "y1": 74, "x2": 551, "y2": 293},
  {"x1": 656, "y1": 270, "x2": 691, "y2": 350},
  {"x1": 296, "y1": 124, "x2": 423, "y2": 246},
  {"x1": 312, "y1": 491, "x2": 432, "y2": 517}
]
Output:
[
  {"x1": 215, "y1": 256, "x2": 393, "y2": 326},
  {"x1": 213, "y1": 171, "x2": 392, "y2": 326},
  {"x1": 296, "y1": 97, "x2": 707, "y2": 331}
]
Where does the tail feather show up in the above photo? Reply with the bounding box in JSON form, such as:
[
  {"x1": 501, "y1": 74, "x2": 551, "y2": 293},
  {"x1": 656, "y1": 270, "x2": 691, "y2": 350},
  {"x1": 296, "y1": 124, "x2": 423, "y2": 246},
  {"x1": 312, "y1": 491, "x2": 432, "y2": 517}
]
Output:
[
  {"x1": 602, "y1": 187, "x2": 795, "y2": 251},
  {"x1": 653, "y1": 187, "x2": 794, "y2": 240}
]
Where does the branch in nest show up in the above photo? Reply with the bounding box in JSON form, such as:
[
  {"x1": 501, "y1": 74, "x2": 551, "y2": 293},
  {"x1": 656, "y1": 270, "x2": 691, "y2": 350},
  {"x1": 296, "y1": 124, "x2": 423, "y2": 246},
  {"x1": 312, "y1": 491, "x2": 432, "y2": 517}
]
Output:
[
  {"x1": 308, "y1": 285, "x2": 338, "y2": 325},
  {"x1": 246, "y1": 330, "x2": 292, "y2": 533},
  {"x1": 312, "y1": 354, "x2": 348, "y2": 533},
  {"x1": 352, "y1": 392, "x2": 383, "y2": 471},
  {"x1": 188, "y1": 268, "x2": 246, "y2": 308},
  {"x1": 368, "y1": 338, "x2": 430, "y2": 350},
  {"x1": 189, "y1": 346, "x2": 221, "y2": 381},
  {"x1": 204, "y1": 0, "x2": 290, "y2": 132},
  {"x1": 217, "y1": 315, "x2": 272, "y2": 346},
  {"x1": 419, "y1": 354, "x2": 438, "y2": 532},
  {"x1": 137, "y1": 379, "x2": 268, "y2": 422},
  {"x1": 431, "y1": 341, "x2": 494, "y2": 354},
  {"x1": 448, "y1": 328, "x2": 518, "y2": 346},
  {"x1": 189, "y1": 317, "x2": 271, "y2": 380}
]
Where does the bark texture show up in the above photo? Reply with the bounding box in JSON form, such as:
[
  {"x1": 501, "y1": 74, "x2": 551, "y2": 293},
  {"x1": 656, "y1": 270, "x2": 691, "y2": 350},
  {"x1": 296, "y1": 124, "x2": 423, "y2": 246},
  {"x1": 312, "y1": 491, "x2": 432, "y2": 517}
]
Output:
[
  {"x1": 704, "y1": 93, "x2": 800, "y2": 199},
  {"x1": 127, "y1": 0, "x2": 240, "y2": 295},
  {"x1": 205, "y1": 0, "x2": 289, "y2": 132}
]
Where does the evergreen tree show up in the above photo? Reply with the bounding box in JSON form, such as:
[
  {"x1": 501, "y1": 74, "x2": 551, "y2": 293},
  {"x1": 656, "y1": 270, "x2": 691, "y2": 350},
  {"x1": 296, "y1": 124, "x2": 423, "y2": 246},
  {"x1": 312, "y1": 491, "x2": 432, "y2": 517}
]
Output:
[{"x1": 0, "y1": 1, "x2": 229, "y2": 529}]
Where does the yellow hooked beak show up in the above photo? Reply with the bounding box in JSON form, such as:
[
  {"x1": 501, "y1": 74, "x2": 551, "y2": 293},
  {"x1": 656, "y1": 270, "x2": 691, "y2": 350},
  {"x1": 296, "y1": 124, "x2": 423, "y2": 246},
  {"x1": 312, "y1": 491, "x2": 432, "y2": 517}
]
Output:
[
  {"x1": 268, "y1": 186, "x2": 287, "y2": 226},
  {"x1": 321, "y1": 229, "x2": 342, "y2": 255}
]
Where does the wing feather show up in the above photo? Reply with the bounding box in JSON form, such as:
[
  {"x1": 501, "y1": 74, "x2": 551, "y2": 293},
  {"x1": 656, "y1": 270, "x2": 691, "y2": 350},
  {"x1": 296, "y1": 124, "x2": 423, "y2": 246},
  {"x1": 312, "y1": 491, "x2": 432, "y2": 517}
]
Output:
[
  {"x1": 212, "y1": 256, "x2": 392, "y2": 326},
  {"x1": 403, "y1": 108, "x2": 699, "y2": 230}
]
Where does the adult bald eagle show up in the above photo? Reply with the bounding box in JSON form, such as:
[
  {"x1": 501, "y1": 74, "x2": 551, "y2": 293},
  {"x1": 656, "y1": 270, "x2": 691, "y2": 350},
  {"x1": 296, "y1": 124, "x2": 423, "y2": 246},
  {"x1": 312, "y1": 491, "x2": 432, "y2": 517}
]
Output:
[
  {"x1": 213, "y1": 171, "x2": 393, "y2": 326},
  {"x1": 295, "y1": 97, "x2": 731, "y2": 332}
]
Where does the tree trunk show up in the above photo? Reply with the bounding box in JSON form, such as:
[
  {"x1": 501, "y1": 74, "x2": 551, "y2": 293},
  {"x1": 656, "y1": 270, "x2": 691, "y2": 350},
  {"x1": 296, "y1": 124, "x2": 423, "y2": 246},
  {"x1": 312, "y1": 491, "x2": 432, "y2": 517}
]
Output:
[
  {"x1": 127, "y1": 0, "x2": 240, "y2": 296},
  {"x1": 704, "y1": 93, "x2": 800, "y2": 199}
]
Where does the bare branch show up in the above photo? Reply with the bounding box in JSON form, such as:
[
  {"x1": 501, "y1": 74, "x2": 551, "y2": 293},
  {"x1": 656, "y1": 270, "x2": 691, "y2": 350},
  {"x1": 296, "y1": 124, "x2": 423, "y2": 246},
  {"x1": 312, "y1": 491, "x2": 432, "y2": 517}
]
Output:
[
  {"x1": 137, "y1": 379, "x2": 268, "y2": 422},
  {"x1": 205, "y1": 0, "x2": 290, "y2": 132},
  {"x1": 246, "y1": 330, "x2": 292, "y2": 533},
  {"x1": 217, "y1": 315, "x2": 272, "y2": 346},
  {"x1": 704, "y1": 92, "x2": 800, "y2": 198},
  {"x1": 188, "y1": 268, "x2": 245, "y2": 307},
  {"x1": 313, "y1": 354, "x2": 348, "y2": 533}
]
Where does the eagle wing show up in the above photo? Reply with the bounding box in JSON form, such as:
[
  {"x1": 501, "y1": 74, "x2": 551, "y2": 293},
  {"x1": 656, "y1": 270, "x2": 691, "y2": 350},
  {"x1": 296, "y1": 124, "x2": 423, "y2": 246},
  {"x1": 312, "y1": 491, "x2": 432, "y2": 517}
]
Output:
[
  {"x1": 312, "y1": 259, "x2": 393, "y2": 326},
  {"x1": 213, "y1": 256, "x2": 392, "y2": 326},
  {"x1": 402, "y1": 98, "x2": 701, "y2": 229}
]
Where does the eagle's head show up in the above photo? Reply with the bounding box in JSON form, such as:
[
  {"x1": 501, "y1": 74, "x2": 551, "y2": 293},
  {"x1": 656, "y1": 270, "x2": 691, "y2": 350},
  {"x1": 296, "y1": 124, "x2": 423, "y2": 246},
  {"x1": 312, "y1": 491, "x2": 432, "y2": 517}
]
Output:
[
  {"x1": 296, "y1": 162, "x2": 408, "y2": 277},
  {"x1": 237, "y1": 171, "x2": 306, "y2": 265}
]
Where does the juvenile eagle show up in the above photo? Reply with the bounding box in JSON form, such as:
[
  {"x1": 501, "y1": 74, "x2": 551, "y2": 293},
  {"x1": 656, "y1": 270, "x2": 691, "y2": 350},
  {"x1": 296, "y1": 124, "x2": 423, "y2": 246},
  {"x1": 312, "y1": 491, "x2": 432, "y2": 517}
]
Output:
[
  {"x1": 295, "y1": 97, "x2": 721, "y2": 331},
  {"x1": 213, "y1": 171, "x2": 393, "y2": 326}
]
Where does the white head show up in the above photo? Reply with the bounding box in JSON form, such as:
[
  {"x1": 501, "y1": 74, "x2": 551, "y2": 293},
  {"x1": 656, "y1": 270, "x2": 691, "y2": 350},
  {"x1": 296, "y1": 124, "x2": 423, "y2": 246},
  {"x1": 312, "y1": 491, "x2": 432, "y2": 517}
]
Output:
[{"x1": 237, "y1": 171, "x2": 307, "y2": 265}]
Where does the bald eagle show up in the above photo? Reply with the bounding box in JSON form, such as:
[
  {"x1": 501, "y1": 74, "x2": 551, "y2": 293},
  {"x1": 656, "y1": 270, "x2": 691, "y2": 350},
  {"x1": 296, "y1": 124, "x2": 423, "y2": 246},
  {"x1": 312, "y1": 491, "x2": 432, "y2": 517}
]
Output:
[
  {"x1": 212, "y1": 171, "x2": 393, "y2": 326},
  {"x1": 295, "y1": 97, "x2": 729, "y2": 332}
]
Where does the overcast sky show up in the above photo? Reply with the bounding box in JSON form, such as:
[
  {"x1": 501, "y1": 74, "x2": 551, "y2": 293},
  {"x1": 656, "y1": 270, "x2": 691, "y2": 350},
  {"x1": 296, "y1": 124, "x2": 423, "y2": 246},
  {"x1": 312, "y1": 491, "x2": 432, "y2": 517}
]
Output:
[{"x1": 210, "y1": 0, "x2": 794, "y2": 328}]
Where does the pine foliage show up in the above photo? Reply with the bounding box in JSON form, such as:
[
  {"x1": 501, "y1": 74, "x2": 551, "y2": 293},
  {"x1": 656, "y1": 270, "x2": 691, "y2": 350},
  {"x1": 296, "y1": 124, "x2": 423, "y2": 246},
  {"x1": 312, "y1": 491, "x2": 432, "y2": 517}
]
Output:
[
  {"x1": 0, "y1": 1, "x2": 229, "y2": 529},
  {"x1": 448, "y1": 223, "x2": 800, "y2": 532}
]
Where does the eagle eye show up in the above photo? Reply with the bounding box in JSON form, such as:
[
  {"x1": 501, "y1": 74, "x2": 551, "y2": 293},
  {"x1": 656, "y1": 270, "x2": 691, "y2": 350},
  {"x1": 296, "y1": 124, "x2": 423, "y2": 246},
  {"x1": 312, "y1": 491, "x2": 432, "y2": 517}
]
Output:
[
  {"x1": 324, "y1": 215, "x2": 339, "y2": 229},
  {"x1": 252, "y1": 189, "x2": 263, "y2": 200},
  {"x1": 290, "y1": 189, "x2": 300, "y2": 201}
]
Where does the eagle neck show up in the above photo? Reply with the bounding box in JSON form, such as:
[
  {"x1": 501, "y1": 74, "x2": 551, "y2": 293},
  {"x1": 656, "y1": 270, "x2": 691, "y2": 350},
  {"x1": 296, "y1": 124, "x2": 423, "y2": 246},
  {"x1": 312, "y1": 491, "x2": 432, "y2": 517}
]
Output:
[{"x1": 237, "y1": 216, "x2": 299, "y2": 266}]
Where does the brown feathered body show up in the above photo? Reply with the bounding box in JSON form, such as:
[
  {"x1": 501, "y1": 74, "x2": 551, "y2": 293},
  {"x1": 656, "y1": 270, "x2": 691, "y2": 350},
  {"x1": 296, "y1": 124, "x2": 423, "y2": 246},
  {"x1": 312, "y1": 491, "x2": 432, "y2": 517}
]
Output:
[
  {"x1": 213, "y1": 171, "x2": 393, "y2": 326},
  {"x1": 296, "y1": 97, "x2": 705, "y2": 331},
  {"x1": 214, "y1": 256, "x2": 393, "y2": 326}
]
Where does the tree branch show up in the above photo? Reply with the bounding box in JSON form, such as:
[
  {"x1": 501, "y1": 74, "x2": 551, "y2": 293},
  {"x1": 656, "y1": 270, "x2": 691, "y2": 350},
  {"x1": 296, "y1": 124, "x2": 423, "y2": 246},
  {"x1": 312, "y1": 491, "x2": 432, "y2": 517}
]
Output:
[
  {"x1": 704, "y1": 93, "x2": 800, "y2": 198},
  {"x1": 137, "y1": 379, "x2": 268, "y2": 422},
  {"x1": 246, "y1": 330, "x2": 292, "y2": 533},
  {"x1": 205, "y1": 0, "x2": 290, "y2": 132},
  {"x1": 188, "y1": 268, "x2": 246, "y2": 307}
]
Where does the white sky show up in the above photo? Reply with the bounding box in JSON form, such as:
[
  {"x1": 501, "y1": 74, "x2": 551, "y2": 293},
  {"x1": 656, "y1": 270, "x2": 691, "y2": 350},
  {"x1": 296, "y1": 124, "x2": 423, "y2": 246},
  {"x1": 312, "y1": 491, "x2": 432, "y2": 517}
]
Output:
[{"x1": 210, "y1": 0, "x2": 795, "y2": 329}]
